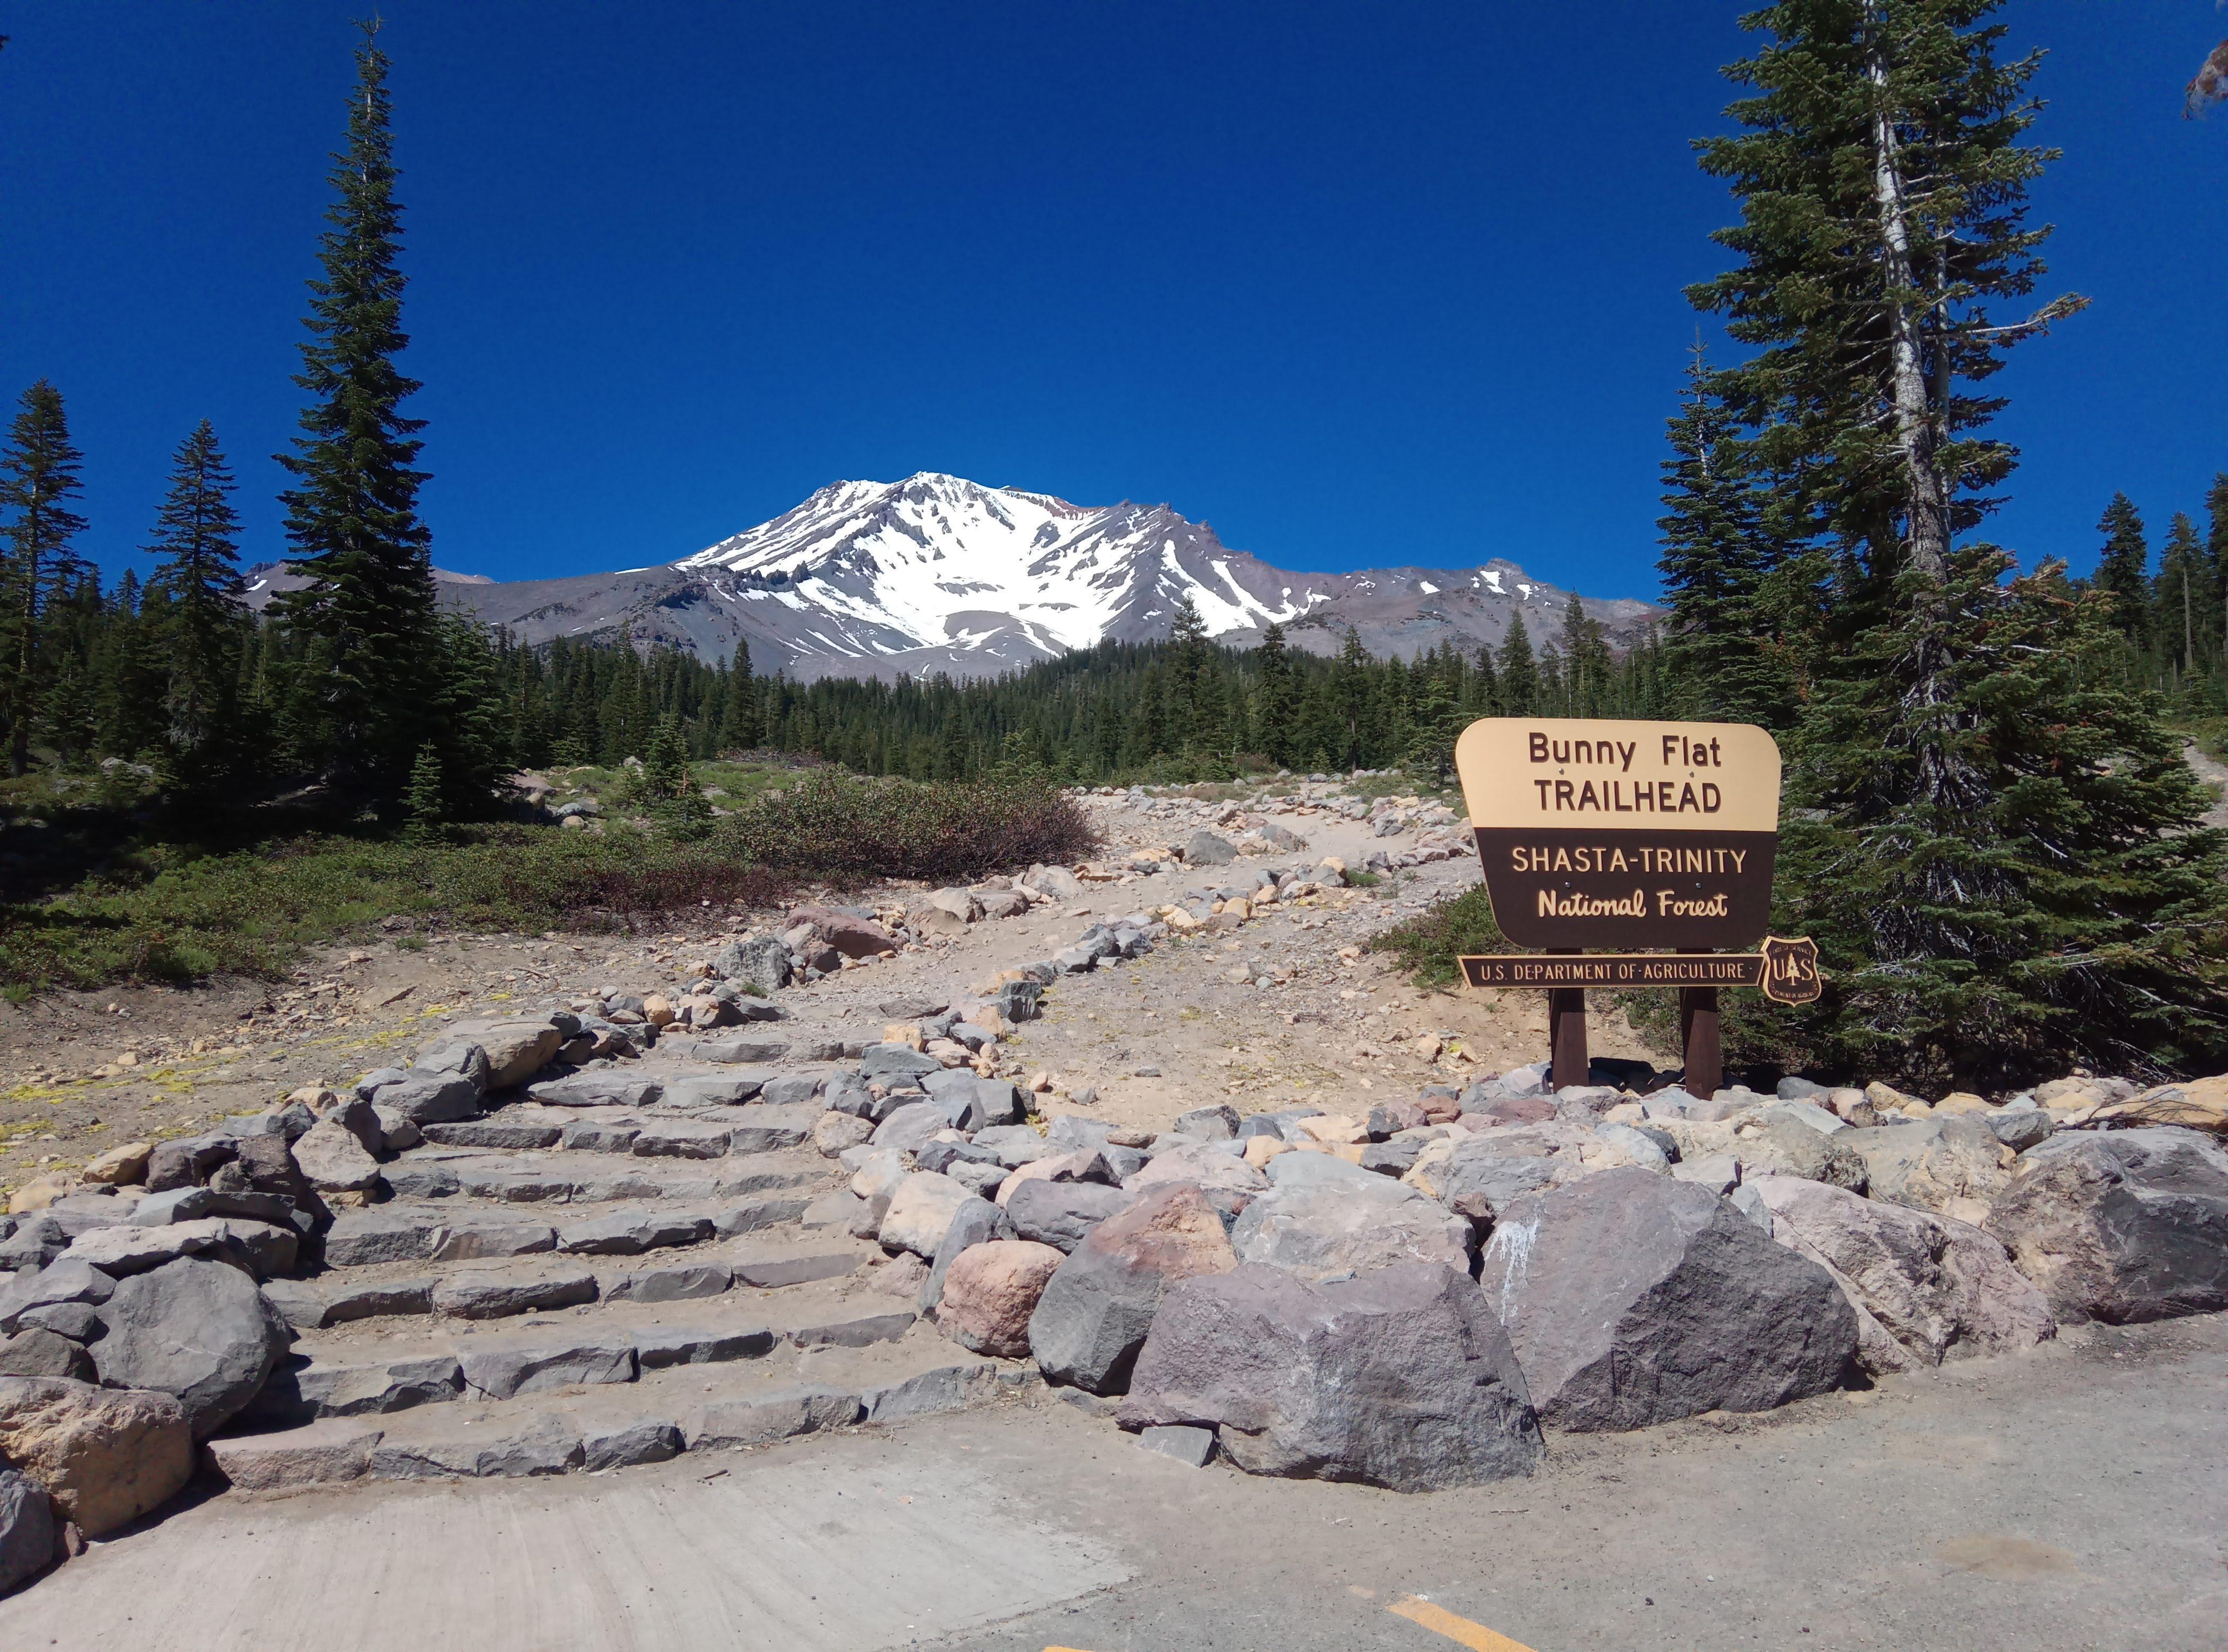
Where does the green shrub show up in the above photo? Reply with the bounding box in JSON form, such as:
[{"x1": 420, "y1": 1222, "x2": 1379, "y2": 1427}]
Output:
[
  {"x1": 1368, "y1": 884, "x2": 1507, "y2": 989},
  {"x1": 714, "y1": 771, "x2": 1098, "y2": 881},
  {"x1": 0, "y1": 825, "x2": 792, "y2": 994},
  {"x1": 0, "y1": 771, "x2": 1101, "y2": 994},
  {"x1": 0, "y1": 767, "x2": 1096, "y2": 985}
]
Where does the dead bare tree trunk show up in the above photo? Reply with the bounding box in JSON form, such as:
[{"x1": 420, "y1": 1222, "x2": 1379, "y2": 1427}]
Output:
[{"x1": 1866, "y1": 4, "x2": 1949, "y2": 585}]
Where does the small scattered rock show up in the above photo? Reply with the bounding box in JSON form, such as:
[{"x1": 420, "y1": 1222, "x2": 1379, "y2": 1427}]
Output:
[{"x1": 1135, "y1": 1424, "x2": 1217, "y2": 1468}]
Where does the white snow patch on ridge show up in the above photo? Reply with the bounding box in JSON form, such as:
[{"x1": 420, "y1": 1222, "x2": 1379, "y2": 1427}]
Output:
[{"x1": 677, "y1": 472, "x2": 1304, "y2": 656}]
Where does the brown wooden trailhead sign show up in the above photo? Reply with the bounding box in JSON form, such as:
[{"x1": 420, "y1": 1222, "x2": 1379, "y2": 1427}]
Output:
[{"x1": 1451, "y1": 718, "x2": 1822, "y2": 1095}]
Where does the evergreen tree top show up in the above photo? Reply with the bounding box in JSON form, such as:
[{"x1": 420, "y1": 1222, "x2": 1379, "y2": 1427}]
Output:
[
  {"x1": 276, "y1": 16, "x2": 430, "y2": 599},
  {"x1": 145, "y1": 420, "x2": 247, "y2": 613},
  {"x1": 2, "y1": 380, "x2": 89, "y2": 578},
  {"x1": 1689, "y1": 0, "x2": 2081, "y2": 577}
]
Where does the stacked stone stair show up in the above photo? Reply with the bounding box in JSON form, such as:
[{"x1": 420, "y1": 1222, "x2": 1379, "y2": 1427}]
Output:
[{"x1": 204, "y1": 1063, "x2": 1029, "y2": 1491}]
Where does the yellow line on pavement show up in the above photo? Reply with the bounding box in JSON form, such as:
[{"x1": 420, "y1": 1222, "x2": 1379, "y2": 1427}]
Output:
[{"x1": 1389, "y1": 1596, "x2": 1542, "y2": 1652}]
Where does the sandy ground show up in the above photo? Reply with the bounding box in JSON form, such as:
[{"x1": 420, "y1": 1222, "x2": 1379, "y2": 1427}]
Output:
[{"x1": 0, "y1": 787, "x2": 1668, "y2": 1199}]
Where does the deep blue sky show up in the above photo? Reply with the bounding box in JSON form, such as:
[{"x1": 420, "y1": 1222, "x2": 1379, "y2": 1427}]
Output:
[{"x1": 5, "y1": 2, "x2": 2224, "y2": 601}]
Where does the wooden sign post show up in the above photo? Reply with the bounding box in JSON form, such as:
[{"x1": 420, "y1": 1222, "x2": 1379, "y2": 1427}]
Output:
[{"x1": 1451, "y1": 717, "x2": 1819, "y2": 1093}]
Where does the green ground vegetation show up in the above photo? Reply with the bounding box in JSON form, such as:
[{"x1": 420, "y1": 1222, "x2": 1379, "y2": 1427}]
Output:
[{"x1": 0, "y1": 760, "x2": 1095, "y2": 995}]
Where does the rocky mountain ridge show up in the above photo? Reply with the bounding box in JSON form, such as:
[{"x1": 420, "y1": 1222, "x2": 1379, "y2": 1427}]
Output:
[{"x1": 251, "y1": 473, "x2": 1664, "y2": 683}]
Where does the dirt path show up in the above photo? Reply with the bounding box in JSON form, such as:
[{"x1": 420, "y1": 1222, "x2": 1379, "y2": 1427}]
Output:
[{"x1": 2186, "y1": 740, "x2": 2228, "y2": 830}]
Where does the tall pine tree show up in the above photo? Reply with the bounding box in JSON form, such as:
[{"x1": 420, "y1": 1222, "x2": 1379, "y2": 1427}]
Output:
[
  {"x1": 144, "y1": 420, "x2": 249, "y2": 791},
  {"x1": 0, "y1": 381, "x2": 87, "y2": 777},
  {"x1": 1656, "y1": 339, "x2": 1790, "y2": 725},
  {"x1": 1496, "y1": 614, "x2": 1539, "y2": 715},
  {"x1": 1252, "y1": 621, "x2": 1300, "y2": 767},
  {"x1": 2206, "y1": 473, "x2": 2228, "y2": 664},
  {"x1": 274, "y1": 20, "x2": 437, "y2": 796},
  {"x1": 2153, "y1": 510, "x2": 2205, "y2": 681},
  {"x1": 2093, "y1": 492, "x2": 2150, "y2": 645},
  {"x1": 1690, "y1": 0, "x2": 2226, "y2": 1085}
]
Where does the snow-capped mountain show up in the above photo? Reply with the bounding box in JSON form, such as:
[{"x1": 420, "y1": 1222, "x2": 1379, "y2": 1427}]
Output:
[{"x1": 391, "y1": 472, "x2": 1659, "y2": 681}]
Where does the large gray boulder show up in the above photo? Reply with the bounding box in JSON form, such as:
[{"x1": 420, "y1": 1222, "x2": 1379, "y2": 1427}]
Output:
[
  {"x1": 0, "y1": 1259, "x2": 115, "y2": 1333},
  {"x1": 290, "y1": 1119, "x2": 384, "y2": 1195},
  {"x1": 1982, "y1": 1127, "x2": 2228, "y2": 1324},
  {"x1": 1126, "y1": 1143, "x2": 1268, "y2": 1198},
  {"x1": 1119, "y1": 1262, "x2": 1541, "y2": 1492},
  {"x1": 1749, "y1": 1174, "x2": 2054, "y2": 1373},
  {"x1": 870, "y1": 1101, "x2": 950, "y2": 1154},
  {"x1": 1044, "y1": 1114, "x2": 1116, "y2": 1154},
  {"x1": 62, "y1": 1216, "x2": 294, "y2": 1282},
  {"x1": 1840, "y1": 1118, "x2": 2013, "y2": 1221},
  {"x1": 1263, "y1": 1151, "x2": 1378, "y2": 1189},
  {"x1": 1004, "y1": 1179, "x2": 1139, "y2": 1253},
  {"x1": 471, "y1": 1021, "x2": 564, "y2": 1091},
  {"x1": 1478, "y1": 1168, "x2": 1856, "y2": 1430},
  {"x1": 861, "y1": 1043, "x2": 942, "y2": 1085},
  {"x1": 876, "y1": 1172, "x2": 976, "y2": 1259},
  {"x1": 0, "y1": 1215, "x2": 66, "y2": 1273},
  {"x1": 0, "y1": 1465, "x2": 55, "y2": 1592},
  {"x1": 1427, "y1": 1150, "x2": 1559, "y2": 1225},
  {"x1": 1029, "y1": 1183, "x2": 1238, "y2": 1395},
  {"x1": 974, "y1": 1124, "x2": 1058, "y2": 1168},
  {"x1": 1183, "y1": 830, "x2": 1238, "y2": 866},
  {"x1": 143, "y1": 1135, "x2": 238, "y2": 1194},
  {"x1": 926, "y1": 1073, "x2": 1023, "y2": 1130},
  {"x1": 1229, "y1": 1177, "x2": 1473, "y2": 1282},
  {"x1": 1175, "y1": 1105, "x2": 1241, "y2": 1142},
  {"x1": 714, "y1": 936, "x2": 791, "y2": 994},
  {"x1": 1026, "y1": 864, "x2": 1084, "y2": 900},
  {"x1": 412, "y1": 1038, "x2": 492, "y2": 1091},
  {"x1": 90, "y1": 1256, "x2": 293, "y2": 1437},
  {"x1": 0, "y1": 1328, "x2": 94, "y2": 1381},
  {"x1": 1732, "y1": 1113, "x2": 1867, "y2": 1193},
  {"x1": 373, "y1": 1072, "x2": 483, "y2": 1125},
  {"x1": 527, "y1": 1072, "x2": 663, "y2": 1109}
]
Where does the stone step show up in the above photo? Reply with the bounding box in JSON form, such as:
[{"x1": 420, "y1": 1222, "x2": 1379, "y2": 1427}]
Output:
[
  {"x1": 250, "y1": 1275, "x2": 939, "y2": 1425},
  {"x1": 266, "y1": 1233, "x2": 878, "y2": 1329},
  {"x1": 319, "y1": 1186, "x2": 824, "y2": 1270},
  {"x1": 208, "y1": 1327, "x2": 1022, "y2": 1491},
  {"x1": 379, "y1": 1146, "x2": 828, "y2": 1207},
  {"x1": 267, "y1": 1266, "x2": 913, "y2": 1417}
]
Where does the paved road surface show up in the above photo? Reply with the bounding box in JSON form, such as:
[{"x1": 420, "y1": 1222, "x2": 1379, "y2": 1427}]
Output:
[{"x1": 4, "y1": 1313, "x2": 2222, "y2": 1652}]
